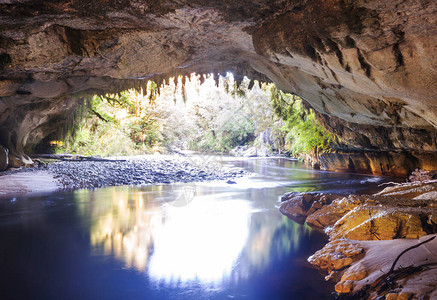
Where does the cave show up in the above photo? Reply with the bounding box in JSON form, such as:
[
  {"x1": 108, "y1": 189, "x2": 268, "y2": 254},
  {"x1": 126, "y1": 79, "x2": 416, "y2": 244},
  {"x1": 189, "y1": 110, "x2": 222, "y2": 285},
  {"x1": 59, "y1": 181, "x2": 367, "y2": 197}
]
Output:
[
  {"x1": 0, "y1": 0, "x2": 436, "y2": 174},
  {"x1": 1, "y1": 1, "x2": 437, "y2": 299}
]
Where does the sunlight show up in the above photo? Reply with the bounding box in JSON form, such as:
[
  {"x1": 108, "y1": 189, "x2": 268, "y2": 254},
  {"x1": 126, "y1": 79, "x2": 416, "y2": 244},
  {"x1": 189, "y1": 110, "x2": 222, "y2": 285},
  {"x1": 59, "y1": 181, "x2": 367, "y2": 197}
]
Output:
[{"x1": 148, "y1": 197, "x2": 251, "y2": 284}]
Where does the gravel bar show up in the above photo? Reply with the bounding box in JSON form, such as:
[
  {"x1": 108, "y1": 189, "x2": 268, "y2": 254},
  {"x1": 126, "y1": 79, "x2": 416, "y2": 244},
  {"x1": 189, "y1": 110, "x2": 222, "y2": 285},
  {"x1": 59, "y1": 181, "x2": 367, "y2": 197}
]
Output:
[{"x1": 3, "y1": 155, "x2": 247, "y2": 190}]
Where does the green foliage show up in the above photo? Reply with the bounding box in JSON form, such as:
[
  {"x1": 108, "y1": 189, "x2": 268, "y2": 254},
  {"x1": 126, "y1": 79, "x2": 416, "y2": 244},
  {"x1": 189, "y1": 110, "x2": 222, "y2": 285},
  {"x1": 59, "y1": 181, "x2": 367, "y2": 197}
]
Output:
[
  {"x1": 270, "y1": 86, "x2": 332, "y2": 156},
  {"x1": 56, "y1": 75, "x2": 295, "y2": 157},
  {"x1": 59, "y1": 88, "x2": 163, "y2": 156},
  {"x1": 244, "y1": 82, "x2": 286, "y2": 154},
  {"x1": 192, "y1": 110, "x2": 255, "y2": 153}
]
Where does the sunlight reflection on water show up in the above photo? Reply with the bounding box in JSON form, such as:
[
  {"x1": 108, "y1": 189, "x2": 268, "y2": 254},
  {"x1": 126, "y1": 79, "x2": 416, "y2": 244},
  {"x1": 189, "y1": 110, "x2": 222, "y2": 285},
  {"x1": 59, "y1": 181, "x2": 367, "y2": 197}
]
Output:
[
  {"x1": 0, "y1": 158, "x2": 393, "y2": 299},
  {"x1": 148, "y1": 198, "x2": 251, "y2": 284},
  {"x1": 76, "y1": 180, "x2": 311, "y2": 288},
  {"x1": 63, "y1": 159, "x2": 394, "y2": 297},
  {"x1": 72, "y1": 157, "x2": 391, "y2": 294}
]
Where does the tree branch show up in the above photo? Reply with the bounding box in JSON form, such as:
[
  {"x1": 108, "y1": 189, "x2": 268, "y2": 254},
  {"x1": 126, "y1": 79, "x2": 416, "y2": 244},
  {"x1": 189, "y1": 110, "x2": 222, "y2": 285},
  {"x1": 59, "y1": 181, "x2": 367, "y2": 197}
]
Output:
[{"x1": 89, "y1": 109, "x2": 109, "y2": 122}]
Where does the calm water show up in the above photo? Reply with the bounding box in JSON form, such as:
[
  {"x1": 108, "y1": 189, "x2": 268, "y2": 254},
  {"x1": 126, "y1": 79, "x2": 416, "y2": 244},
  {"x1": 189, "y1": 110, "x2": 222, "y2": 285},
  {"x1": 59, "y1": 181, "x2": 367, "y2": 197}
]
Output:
[{"x1": 0, "y1": 157, "x2": 392, "y2": 299}]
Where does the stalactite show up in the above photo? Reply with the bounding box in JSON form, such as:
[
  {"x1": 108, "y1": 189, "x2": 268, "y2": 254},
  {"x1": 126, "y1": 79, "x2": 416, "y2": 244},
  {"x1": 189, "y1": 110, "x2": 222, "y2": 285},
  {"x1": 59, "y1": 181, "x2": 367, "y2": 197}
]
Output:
[
  {"x1": 181, "y1": 83, "x2": 187, "y2": 103},
  {"x1": 248, "y1": 79, "x2": 255, "y2": 90},
  {"x1": 199, "y1": 74, "x2": 206, "y2": 85},
  {"x1": 234, "y1": 75, "x2": 243, "y2": 89}
]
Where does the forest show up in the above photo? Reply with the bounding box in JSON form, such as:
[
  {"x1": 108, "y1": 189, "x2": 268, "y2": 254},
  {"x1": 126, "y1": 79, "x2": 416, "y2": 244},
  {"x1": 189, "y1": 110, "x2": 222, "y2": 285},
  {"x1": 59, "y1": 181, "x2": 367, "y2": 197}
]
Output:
[{"x1": 53, "y1": 74, "x2": 332, "y2": 159}]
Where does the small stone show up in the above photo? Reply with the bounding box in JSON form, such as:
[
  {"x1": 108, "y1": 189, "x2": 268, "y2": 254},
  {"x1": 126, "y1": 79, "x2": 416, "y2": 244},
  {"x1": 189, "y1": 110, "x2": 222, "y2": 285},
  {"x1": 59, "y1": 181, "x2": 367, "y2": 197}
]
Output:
[
  {"x1": 335, "y1": 280, "x2": 354, "y2": 294},
  {"x1": 341, "y1": 262, "x2": 367, "y2": 281}
]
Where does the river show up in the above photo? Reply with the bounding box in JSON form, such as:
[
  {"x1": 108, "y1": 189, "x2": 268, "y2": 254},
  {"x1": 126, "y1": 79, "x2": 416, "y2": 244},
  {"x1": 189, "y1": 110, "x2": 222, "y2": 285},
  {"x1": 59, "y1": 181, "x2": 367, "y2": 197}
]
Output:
[{"x1": 0, "y1": 157, "x2": 392, "y2": 299}]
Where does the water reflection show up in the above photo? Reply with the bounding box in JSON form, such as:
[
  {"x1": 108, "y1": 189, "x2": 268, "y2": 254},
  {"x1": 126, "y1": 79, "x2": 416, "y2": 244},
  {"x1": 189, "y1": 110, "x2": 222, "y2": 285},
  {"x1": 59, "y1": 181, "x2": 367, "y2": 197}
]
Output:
[
  {"x1": 77, "y1": 188, "x2": 162, "y2": 271},
  {"x1": 64, "y1": 158, "x2": 397, "y2": 299},
  {"x1": 149, "y1": 197, "x2": 251, "y2": 284},
  {"x1": 0, "y1": 158, "x2": 388, "y2": 299},
  {"x1": 75, "y1": 182, "x2": 313, "y2": 288}
]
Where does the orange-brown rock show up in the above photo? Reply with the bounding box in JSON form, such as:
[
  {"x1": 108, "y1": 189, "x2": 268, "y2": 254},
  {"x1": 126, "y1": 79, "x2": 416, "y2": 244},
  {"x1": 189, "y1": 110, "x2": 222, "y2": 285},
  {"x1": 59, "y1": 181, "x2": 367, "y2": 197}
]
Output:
[
  {"x1": 282, "y1": 180, "x2": 437, "y2": 299},
  {"x1": 329, "y1": 207, "x2": 428, "y2": 241},
  {"x1": 279, "y1": 193, "x2": 342, "y2": 224},
  {"x1": 318, "y1": 150, "x2": 437, "y2": 177},
  {"x1": 305, "y1": 195, "x2": 364, "y2": 230},
  {"x1": 308, "y1": 234, "x2": 437, "y2": 299},
  {"x1": 281, "y1": 181, "x2": 437, "y2": 243},
  {"x1": 308, "y1": 239, "x2": 364, "y2": 278}
]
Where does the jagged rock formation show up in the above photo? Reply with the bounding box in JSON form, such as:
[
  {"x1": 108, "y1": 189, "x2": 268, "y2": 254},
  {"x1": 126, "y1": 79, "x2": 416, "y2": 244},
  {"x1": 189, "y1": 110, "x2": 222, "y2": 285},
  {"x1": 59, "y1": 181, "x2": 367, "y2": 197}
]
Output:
[
  {"x1": 0, "y1": 0, "x2": 436, "y2": 171},
  {"x1": 280, "y1": 180, "x2": 437, "y2": 298},
  {"x1": 280, "y1": 182, "x2": 437, "y2": 242}
]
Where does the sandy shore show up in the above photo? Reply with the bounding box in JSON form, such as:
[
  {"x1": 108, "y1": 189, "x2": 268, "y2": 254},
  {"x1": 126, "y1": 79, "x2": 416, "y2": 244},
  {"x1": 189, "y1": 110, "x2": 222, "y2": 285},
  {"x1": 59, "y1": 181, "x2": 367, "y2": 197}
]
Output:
[{"x1": 0, "y1": 170, "x2": 59, "y2": 197}]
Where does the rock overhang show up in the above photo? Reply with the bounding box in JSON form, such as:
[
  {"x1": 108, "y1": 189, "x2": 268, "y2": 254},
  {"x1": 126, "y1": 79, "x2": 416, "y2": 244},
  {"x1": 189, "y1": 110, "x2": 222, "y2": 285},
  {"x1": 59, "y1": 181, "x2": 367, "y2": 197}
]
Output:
[{"x1": 0, "y1": 0, "x2": 436, "y2": 171}]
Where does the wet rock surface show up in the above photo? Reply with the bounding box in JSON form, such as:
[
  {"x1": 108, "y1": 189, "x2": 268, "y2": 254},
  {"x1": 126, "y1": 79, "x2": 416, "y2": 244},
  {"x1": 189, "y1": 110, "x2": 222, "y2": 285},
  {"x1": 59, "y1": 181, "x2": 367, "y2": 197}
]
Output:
[
  {"x1": 309, "y1": 234, "x2": 437, "y2": 300},
  {"x1": 1, "y1": 155, "x2": 247, "y2": 190},
  {"x1": 279, "y1": 192, "x2": 341, "y2": 224},
  {"x1": 280, "y1": 179, "x2": 437, "y2": 299},
  {"x1": 281, "y1": 182, "x2": 437, "y2": 242},
  {"x1": 318, "y1": 149, "x2": 437, "y2": 177}
]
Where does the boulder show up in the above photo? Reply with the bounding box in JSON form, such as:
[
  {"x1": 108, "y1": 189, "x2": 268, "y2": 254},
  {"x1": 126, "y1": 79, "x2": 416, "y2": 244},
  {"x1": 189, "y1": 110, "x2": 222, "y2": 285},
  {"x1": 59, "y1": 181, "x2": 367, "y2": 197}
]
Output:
[
  {"x1": 409, "y1": 168, "x2": 437, "y2": 182},
  {"x1": 242, "y1": 146, "x2": 257, "y2": 157},
  {"x1": 279, "y1": 193, "x2": 341, "y2": 224},
  {"x1": 0, "y1": 145, "x2": 8, "y2": 171},
  {"x1": 329, "y1": 207, "x2": 428, "y2": 241},
  {"x1": 279, "y1": 195, "x2": 308, "y2": 224},
  {"x1": 307, "y1": 239, "x2": 364, "y2": 275},
  {"x1": 305, "y1": 195, "x2": 364, "y2": 229},
  {"x1": 8, "y1": 153, "x2": 34, "y2": 168}
]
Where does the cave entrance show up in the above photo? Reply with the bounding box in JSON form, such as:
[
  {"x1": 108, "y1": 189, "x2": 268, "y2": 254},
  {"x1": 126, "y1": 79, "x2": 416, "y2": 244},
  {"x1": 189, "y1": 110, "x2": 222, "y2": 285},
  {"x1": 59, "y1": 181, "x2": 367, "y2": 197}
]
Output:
[{"x1": 37, "y1": 73, "x2": 331, "y2": 161}]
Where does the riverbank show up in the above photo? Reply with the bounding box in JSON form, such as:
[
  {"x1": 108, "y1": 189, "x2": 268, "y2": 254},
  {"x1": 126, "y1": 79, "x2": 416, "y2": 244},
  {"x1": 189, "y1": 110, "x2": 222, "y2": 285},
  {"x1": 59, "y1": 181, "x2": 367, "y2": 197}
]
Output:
[
  {"x1": 280, "y1": 178, "x2": 437, "y2": 299},
  {"x1": 0, "y1": 171, "x2": 58, "y2": 197},
  {"x1": 0, "y1": 155, "x2": 247, "y2": 196}
]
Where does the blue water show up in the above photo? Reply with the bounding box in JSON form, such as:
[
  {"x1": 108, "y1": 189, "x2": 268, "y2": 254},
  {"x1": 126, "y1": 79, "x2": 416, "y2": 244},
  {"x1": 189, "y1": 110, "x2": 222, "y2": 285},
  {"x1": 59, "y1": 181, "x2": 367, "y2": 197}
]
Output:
[{"x1": 0, "y1": 157, "x2": 392, "y2": 299}]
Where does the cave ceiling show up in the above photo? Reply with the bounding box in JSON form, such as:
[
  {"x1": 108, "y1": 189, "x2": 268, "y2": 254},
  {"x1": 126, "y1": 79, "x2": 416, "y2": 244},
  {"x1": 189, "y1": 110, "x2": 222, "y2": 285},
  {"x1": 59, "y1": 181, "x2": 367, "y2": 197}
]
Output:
[{"x1": 0, "y1": 0, "x2": 436, "y2": 154}]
